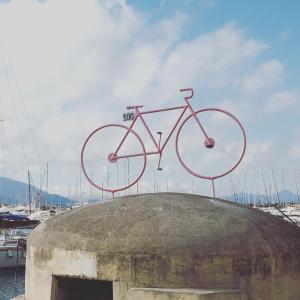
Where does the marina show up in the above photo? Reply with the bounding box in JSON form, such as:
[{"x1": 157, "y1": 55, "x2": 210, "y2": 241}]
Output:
[
  {"x1": 0, "y1": 231, "x2": 27, "y2": 269},
  {"x1": 21, "y1": 193, "x2": 300, "y2": 300},
  {"x1": 0, "y1": 198, "x2": 300, "y2": 299},
  {"x1": 0, "y1": 0, "x2": 300, "y2": 299}
]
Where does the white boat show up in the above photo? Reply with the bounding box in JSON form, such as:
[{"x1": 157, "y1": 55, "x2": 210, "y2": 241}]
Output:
[
  {"x1": 0, "y1": 232, "x2": 26, "y2": 268},
  {"x1": 258, "y1": 204, "x2": 300, "y2": 227}
]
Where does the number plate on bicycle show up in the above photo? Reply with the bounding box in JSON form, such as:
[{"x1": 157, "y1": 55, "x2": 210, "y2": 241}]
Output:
[{"x1": 123, "y1": 112, "x2": 135, "y2": 122}]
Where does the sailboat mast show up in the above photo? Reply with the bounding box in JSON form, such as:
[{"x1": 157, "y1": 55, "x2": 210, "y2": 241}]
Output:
[
  {"x1": 230, "y1": 175, "x2": 237, "y2": 203},
  {"x1": 0, "y1": 119, "x2": 4, "y2": 202},
  {"x1": 260, "y1": 169, "x2": 269, "y2": 204},
  {"x1": 293, "y1": 169, "x2": 300, "y2": 203},
  {"x1": 46, "y1": 162, "x2": 48, "y2": 209},
  {"x1": 271, "y1": 169, "x2": 280, "y2": 204},
  {"x1": 282, "y1": 169, "x2": 285, "y2": 192},
  {"x1": 28, "y1": 170, "x2": 32, "y2": 214}
]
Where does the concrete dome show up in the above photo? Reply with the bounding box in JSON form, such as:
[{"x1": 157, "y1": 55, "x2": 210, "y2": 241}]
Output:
[{"x1": 27, "y1": 193, "x2": 300, "y2": 300}]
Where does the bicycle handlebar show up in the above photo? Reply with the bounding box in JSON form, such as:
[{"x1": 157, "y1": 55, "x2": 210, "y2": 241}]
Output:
[
  {"x1": 126, "y1": 89, "x2": 194, "y2": 111},
  {"x1": 180, "y1": 88, "x2": 194, "y2": 99},
  {"x1": 126, "y1": 105, "x2": 144, "y2": 110}
]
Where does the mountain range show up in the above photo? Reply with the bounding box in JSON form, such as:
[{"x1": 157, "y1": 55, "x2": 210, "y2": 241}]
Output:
[
  {"x1": 0, "y1": 176, "x2": 75, "y2": 206},
  {"x1": 1, "y1": 175, "x2": 299, "y2": 207}
]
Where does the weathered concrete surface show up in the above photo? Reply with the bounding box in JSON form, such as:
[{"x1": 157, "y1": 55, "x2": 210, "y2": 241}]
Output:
[
  {"x1": 25, "y1": 193, "x2": 300, "y2": 300},
  {"x1": 11, "y1": 295, "x2": 25, "y2": 300},
  {"x1": 126, "y1": 288, "x2": 242, "y2": 300}
]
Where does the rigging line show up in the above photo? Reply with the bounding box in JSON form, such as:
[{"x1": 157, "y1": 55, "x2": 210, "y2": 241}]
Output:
[
  {"x1": 0, "y1": 119, "x2": 4, "y2": 196},
  {"x1": 229, "y1": 174, "x2": 237, "y2": 202},
  {"x1": 0, "y1": 45, "x2": 29, "y2": 171},
  {"x1": 0, "y1": 119, "x2": 15, "y2": 201},
  {"x1": 29, "y1": 171, "x2": 41, "y2": 209},
  {"x1": 0, "y1": 119, "x2": 18, "y2": 192},
  {"x1": 35, "y1": 170, "x2": 46, "y2": 209},
  {"x1": 3, "y1": 45, "x2": 43, "y2": 164},
  {"x1": 293, "y1": 169, "x2": 300, "y2": 203},
  {"x1": 260, "y1": 168, "x2": 269, "y2": 204},
  {"x1": 0, "y1": 77, "x2": 12, "y2": 183}
]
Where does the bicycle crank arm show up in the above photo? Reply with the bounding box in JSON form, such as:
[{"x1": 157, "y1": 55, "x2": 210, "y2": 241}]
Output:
[{"x1": 108, "y1": 153, "x2": 118, "y2": 163}]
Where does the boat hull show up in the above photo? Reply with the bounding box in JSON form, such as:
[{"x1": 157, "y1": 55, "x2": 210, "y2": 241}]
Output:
[
  {"x1": 0, "y1": 247, "x2": 25, "y2": 268},
  {"x1": 0, "y1": 220, "x2": 39, "y2": 229}
]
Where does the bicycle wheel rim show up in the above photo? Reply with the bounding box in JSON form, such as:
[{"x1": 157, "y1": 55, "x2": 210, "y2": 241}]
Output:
[
  {"x1": 81, "y1": 124, "x2": 147, "y2": 193},
  {"x1": 175, "y1": 108, "x2": 246, "y2": 180}
]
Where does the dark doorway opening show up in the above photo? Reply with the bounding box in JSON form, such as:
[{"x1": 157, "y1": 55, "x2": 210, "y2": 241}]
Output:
[{"x1": 51, "y1": 276, "x2": 113, "y2": 300}]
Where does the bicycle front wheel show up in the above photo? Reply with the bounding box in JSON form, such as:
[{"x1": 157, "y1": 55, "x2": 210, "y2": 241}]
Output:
[
  {"x1": 175, "y1": 108, "x2": 246, "y2": 180},
  {"x1": 81, "y1": 124, "x2": 147, "y2": 193}
]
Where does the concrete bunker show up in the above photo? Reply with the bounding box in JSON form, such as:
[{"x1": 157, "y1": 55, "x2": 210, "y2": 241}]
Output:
[{"x1": 26, "y1": 193, "x2": 300, "y2": 300}]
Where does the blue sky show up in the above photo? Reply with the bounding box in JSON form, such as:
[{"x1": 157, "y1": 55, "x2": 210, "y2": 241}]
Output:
[
  {"x1": 0, "y1": 0, "x2": 299, "y2": 198},
  {"x1": 129, "y1": 0, "x2": 300, "y2": 82}
]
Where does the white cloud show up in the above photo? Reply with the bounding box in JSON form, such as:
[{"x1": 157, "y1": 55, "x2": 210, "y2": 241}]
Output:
[
  {"x1": 265, "y1": 90, "x2": 298, "y2": 112},
  {"x1": 289, "y1": 145, "x2": 300, "y2": 159},
  {"x1": 242, "y1": 60, "x2": 283, "y2": 94},
  {"x1": 0, "y1": 0, "x2": 297, "y2": 197},
  {"x1": 239, "y1": 141, "x2": 271, "y2": 170},
  {"x1": 158, "y1": 23, "x2": 267, "y2": 93}
]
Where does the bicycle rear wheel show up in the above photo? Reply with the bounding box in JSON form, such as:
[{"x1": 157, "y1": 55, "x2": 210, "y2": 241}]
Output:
[
  {"x1": 175, "y1": 108, "x2": 246, "y2": 180},
  {"x1": 81, "y1": 124, "x2": 146, "y2": 193}
]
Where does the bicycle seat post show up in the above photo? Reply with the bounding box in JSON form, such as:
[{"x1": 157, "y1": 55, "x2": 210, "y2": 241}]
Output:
[{"x1": 157, "y1": 132, "x2": 163, "y2": 171}]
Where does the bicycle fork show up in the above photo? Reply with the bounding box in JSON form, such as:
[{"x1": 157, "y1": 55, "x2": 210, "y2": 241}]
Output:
[{"x1": 180, "y1": 88, "x2": 215, "y2": 149}]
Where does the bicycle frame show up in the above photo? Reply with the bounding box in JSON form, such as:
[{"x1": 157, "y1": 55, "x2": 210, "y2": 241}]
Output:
[
  {"x1": 111, "y1": 89, "x2": 206, "y2": 161},
  {"x1": 81, "y1": 87, "x2": 246, "y2": 197}
]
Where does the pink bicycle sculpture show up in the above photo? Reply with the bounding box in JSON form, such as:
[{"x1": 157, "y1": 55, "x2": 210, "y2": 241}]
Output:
[{"x1": 81, "y1": 88, "x2": 246, "y2": 197}]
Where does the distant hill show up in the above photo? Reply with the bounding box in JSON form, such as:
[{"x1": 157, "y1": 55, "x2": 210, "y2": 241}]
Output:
[
  {"x1": 224, "y1": 189, "x2": 300, "y2": 205},
  {"x1": 0, "y1": 176, "x2": 75, "y2": 206}
]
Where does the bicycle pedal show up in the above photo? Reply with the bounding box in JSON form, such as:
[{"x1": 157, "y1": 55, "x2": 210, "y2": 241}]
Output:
[{"x1": 157, "y1": 168, "x2": 163, "y2": 171}]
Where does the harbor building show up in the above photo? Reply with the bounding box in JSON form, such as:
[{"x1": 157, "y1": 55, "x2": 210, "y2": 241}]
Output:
[{"x1": 24, "y1": 193, "x2": 300, "y2": 299}]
